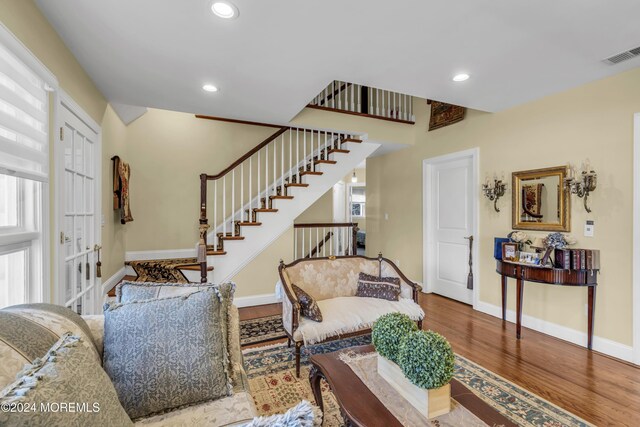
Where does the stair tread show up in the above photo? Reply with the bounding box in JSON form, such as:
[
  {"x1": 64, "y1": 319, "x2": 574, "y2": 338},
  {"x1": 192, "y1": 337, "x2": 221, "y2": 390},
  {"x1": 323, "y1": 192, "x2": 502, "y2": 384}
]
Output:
[
  {"x1": 300, "y1": 171, "x2": 323, "y2": 176},
  {"x1": 237, "y1": 222, "x2": 262, "y2": 226},
  {"x1": 314, "y1": 159, "x2": 337, "y2": 164},
  {"x1": 254, "y1": 208, "x2": 278, "y2": 212},
  {"x1": 328, "y1": 148, "x2": 350, "y2": 154},
  {"x1": 285, "y1": 183, "x2": 309, "y2": 187},
  {"x1": 342, "y1": 138, "x2": 362, "y2": 143},
  {"x1": 270, "y1": 195, "x2": 294, "y2": 199},
  {"x1": 219, "y1": 235, "x2": 245, "y2": 240},
  {"x1": 179, "y1": 265, "x2": 214, "y2": 271},
  {"x1": 206, "y1": 250, "x2": 227, "y2": 256}
]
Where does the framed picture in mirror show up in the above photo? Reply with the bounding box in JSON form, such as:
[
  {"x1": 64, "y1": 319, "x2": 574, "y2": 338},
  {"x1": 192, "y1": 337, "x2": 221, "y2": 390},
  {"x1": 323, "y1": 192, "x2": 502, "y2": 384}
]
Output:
[{"x1": 512, "y1": 166, "x2": 571, "y2": 232}]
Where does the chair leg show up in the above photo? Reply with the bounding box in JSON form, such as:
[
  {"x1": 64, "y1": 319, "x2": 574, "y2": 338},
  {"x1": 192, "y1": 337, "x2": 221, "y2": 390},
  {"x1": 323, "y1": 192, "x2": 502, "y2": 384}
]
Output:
[
  {"x1": 295, "y1": 342, "x2": 302, "y2": 378},
  {"x1": 287, "y1": 338, "x2": 291, "y2": 348},
  {"x1": 418, "y1": 320, "x2": 423, "y2": 330}
]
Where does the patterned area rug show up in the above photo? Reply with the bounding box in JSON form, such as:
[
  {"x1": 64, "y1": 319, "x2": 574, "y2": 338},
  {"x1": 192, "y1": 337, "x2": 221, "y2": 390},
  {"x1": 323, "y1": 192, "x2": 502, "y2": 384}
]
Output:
[
  {"x1": 243, "y1": 335, "x2": 591, "y2": 427},
  {"x1": 240, "y1": 315, "x2": 288, "y2": 346}
]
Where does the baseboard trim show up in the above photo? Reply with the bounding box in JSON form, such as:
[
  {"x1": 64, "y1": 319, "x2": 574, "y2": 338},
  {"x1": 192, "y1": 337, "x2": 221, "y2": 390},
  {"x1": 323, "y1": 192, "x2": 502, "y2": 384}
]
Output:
[
  {"x1": 101, "y1": 267, "x2": 126, "y2": 295},
  {"x1": 475, "y1": 301, "x2": 633, "y2": 362},
  {"x1": 125, "y1": 248, "x2": 196, "y2": 261},
  {"x1": 235, "y1": 293, "x2": 281, "y2": 308}
]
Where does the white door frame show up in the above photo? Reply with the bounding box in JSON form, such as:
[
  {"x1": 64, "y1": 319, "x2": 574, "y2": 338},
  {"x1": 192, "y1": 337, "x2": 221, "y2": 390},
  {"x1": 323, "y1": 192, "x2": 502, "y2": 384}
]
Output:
[
  {"x1": 423, "y1": 148, "x2": 480, "y2": 308},
  {"x1": 53, "y1": 90, "x2": 102, "y2": 310},
  {"x1": 633, "y1": 112, "x2": 640, "y2": 365}
]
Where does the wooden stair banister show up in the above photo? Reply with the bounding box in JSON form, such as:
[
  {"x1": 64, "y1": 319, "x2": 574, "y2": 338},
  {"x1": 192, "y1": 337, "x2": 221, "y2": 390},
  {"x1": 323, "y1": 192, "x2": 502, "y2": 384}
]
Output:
[
  {"x1": 197, "y1": 121, "x2": 363, "y2": 282},
  {"x1": 305, "y1": 231, "x2": 333, "y2": 258},
  {"x1": 294, "y1": 222, "x2": 359, "y2": 259}
]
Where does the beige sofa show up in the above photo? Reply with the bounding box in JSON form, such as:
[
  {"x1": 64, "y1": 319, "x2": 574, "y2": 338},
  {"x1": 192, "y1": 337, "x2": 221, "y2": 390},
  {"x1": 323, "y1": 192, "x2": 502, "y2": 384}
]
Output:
[
  {"x1": 278, "y1": 254, "x2": 425, "y2": 377},
  {"x1": 0, "y1": 303, "x2": 257, "y2": 426}
]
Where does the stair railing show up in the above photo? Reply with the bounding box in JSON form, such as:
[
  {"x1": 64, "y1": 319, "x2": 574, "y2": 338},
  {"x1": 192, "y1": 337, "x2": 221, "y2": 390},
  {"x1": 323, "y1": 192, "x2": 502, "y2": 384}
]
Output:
[
  {"x1": 309, "y1": 80, "x2": 415, "y2": 123},
  {"x1": 198, "y1": 127, "x2": 358, "y2": 282},
  {"x1": 293, "y1": 222, "x2": 359, "y2": 260}
]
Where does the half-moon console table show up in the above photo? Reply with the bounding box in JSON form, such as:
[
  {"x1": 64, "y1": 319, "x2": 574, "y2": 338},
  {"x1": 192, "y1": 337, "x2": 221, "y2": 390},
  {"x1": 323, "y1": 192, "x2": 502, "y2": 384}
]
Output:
[{"x1": 496, "y1": 260, "x2": 599, "y2": 349}]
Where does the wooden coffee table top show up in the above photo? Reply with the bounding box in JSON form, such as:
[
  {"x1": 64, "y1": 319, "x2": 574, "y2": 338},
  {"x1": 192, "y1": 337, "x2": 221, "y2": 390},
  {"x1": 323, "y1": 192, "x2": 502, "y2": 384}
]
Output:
[{"x1": 308, "y1": 345, "x2": 517, "y2": 427}]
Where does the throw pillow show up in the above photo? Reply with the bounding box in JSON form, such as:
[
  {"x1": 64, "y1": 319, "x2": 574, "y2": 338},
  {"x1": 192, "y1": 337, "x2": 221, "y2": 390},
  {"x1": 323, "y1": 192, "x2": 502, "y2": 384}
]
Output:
[
  {"x1": 0, "y1": 334, "x2": 133, "y2": 427},
  {"x1": 116, "y1": 280, "x2": 212, "y2": 303},
  {"x1": 292, "y1": 284, "x2": 323, "y2": 322},
  {"x1": 356, "y1": 272, "x2": 401, "y2": 301},
  {"x1": 103, "y1": 284, "x2": 234, "y2": 420},
  {"x1": 245, "y1": 400, "x2": 322, "y2": 427}
]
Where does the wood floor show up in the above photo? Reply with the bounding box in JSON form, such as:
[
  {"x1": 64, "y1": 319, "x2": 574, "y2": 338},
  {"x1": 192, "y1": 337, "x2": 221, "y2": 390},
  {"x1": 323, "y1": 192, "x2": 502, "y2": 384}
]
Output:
[{"x1": 239, "y1": 294, "x2": 640, "y2": 426}]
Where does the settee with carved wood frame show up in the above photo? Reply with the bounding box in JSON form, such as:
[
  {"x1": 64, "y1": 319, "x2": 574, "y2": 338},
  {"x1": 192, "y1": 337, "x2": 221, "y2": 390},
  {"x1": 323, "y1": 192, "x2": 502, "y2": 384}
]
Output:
[{"x1": 278, "y1": 254, "x2": 424, "y2": 377}]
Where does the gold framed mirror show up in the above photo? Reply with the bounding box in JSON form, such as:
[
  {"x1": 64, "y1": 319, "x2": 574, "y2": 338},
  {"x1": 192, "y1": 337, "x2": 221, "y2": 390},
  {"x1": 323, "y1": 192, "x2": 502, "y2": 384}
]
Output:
[{"x1": 512, "y1": 166, "x2": 570, "y2": 231}]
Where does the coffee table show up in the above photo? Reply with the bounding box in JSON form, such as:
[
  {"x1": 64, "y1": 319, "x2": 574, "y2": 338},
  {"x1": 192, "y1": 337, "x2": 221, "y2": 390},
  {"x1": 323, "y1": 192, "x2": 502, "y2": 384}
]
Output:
[{"x1": 308, "y1": 345, "x2": 516, "y2": 427}]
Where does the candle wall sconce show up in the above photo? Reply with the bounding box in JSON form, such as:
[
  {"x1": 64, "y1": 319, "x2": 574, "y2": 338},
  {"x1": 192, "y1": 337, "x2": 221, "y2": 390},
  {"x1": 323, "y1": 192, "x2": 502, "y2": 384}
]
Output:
[
  {"x1": 482, "y1": 174, "x2": 508, "y2": 212},
  {"x1": 564, "y1": 162, "x2": 597, "y2": 213}
]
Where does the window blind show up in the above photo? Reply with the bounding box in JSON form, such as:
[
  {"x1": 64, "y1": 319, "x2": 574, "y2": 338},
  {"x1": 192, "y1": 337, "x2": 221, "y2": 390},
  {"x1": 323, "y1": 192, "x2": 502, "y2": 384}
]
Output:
[{"x1": 0, "y1": 41, "x2": 48, "y2": 182}]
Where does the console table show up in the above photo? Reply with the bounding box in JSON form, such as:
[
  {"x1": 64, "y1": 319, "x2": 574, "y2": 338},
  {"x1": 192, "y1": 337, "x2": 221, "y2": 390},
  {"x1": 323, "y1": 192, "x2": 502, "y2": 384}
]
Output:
[{"x1": 496, "y1": 260, "x2": 598, "y2": 349}]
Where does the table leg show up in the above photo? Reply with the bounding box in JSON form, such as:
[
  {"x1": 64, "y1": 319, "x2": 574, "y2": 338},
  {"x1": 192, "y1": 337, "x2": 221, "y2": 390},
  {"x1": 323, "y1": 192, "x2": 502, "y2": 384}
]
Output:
[
  {"x1": 516, "y1": 278, "x2": 524, "y2": 339},
  {"x1": 588, "y1": 286, "x2": 596, "y2": 350},
  {"x1": 308, "y1": 365, "x2": 324, "y2": 413},
  {"x1": 501, "y1": 274, "x2": 507, "y2": 321}
]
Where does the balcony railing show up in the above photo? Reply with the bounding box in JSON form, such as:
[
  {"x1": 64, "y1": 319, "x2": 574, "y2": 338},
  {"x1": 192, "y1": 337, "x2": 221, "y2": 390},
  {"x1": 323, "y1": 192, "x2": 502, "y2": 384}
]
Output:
[{"x1": 308, "y1": 80, "x2": 415, "y2": 124}]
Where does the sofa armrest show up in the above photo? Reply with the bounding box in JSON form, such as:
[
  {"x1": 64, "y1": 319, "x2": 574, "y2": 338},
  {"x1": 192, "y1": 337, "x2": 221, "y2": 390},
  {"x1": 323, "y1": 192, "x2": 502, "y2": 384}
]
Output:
[
  {"x1": 278, "y1": 261, "x2": 300, "y2": 337},
  {"x1": 81, "y1": 314, "x2": 105, "y2": 356}
]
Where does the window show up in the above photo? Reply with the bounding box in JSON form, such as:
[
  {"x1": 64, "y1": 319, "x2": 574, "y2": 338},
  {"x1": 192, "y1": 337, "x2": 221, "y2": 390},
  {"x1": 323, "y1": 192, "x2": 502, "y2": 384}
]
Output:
[
  {"x1": 0, "y1": 32, "x2": 53, "y2": 309},
  {"x1": 350, "y1": 185, "x2": 366, "y2": 218}
]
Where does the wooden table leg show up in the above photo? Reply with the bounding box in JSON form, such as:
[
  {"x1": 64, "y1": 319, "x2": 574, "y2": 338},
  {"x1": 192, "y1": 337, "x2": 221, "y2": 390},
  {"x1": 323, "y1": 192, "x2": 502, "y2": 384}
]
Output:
[
  {"x1": 501, "y1": 274, "x2": 507, "y2": 321},
  {"x1": 308, "y1": 365, "x2": 324, "y2": 413},
  {"x1": 516, "y1": 277, "x2": 524, "y2": 339},
  {"x1": 588, "y1": 286, "x2": 596, "y2": 350}
]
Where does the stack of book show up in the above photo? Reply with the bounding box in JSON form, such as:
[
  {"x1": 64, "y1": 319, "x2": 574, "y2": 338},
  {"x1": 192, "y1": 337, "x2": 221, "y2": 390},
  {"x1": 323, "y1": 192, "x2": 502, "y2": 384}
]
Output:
[{"x1": 554, "y1": 249, "x2": 600, "y2": 270}]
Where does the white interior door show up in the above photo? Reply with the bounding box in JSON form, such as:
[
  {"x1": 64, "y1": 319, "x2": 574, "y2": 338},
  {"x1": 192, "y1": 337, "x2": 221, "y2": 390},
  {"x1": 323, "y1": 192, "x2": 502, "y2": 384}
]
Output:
[
  {"x1": 333, "y1": 181, "x2": 346, "y2": 222},
  {"x1": 424, "y1": 151, "x2": 476, "y2": 304},
  {"x1": 57, "y1": 97, "x2": 101, "y2": 315}
]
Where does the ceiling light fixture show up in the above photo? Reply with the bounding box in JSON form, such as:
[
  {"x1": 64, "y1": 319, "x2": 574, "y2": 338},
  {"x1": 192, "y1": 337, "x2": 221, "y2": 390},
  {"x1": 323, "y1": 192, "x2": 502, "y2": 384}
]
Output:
[
  {"x1": 453, "y1": 73, "x2": 470, "y2": 82},
  {"x1": 202, "y1": 84, "x2": 218, "y2": 92},
  {"x1": 211, "y1": 1, "x2": 238, "y2": 19}
]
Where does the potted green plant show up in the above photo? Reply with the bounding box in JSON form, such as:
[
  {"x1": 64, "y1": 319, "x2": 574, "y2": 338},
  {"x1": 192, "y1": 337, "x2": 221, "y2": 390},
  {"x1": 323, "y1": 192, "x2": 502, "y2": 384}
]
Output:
[{"x1": 372, "y1": 314, "x2": 454, "y2": 418}]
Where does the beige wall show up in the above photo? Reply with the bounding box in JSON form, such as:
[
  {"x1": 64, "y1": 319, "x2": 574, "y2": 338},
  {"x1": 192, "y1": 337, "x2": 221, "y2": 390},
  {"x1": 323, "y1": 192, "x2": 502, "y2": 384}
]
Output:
[
  {"x1": 123, "y1": 109, "x2": 275, "y2": 251},
  {"x1": 368, "y1": 67, "x2": 640, "y2": 346}
]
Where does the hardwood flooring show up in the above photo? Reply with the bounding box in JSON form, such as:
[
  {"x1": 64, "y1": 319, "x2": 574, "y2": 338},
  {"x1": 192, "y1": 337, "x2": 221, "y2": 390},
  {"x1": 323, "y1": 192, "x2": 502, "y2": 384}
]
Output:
[{"x1": 239, "y1": 294, "x2": 640, "y2": 426}]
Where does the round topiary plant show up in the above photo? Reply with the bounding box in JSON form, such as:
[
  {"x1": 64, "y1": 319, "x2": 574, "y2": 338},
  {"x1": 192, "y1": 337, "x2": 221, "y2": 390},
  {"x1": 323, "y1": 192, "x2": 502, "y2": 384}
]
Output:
[
  {"x1": 372, "y1": 313, "x2": 418, "y2": 363},
  {"x1": 397, "y1": 330, "x2": 455, "y2": 389}
]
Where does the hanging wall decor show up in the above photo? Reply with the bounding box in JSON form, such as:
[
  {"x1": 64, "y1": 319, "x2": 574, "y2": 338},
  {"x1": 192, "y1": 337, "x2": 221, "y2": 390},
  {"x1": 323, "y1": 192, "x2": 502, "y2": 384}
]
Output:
[
  {"x1": 112, "y1": 155, "x2": 134, "y2": 224},
  {"x1": 427, "y1": 100, "x2": 466, "y2": 131}
]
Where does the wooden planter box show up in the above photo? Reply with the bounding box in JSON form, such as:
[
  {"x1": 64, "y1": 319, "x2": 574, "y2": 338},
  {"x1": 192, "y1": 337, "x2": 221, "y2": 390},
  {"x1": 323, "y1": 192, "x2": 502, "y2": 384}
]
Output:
[{"x1": 377, "y1": 355, "x2": 451, "y2": 419}]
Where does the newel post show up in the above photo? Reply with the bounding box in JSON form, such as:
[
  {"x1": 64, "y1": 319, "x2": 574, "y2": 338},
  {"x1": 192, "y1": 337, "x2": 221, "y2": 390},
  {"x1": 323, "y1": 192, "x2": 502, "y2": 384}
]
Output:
[{"x1": 198, "y1": 174, "x2": 209, "y2": 283}]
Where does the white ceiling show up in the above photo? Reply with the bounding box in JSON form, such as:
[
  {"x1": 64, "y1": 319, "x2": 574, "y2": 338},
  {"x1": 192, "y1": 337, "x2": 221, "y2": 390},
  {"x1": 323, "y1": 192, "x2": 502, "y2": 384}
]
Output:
[{"x1": 37, "y1": 0, "x2": 640, "y2": 123}]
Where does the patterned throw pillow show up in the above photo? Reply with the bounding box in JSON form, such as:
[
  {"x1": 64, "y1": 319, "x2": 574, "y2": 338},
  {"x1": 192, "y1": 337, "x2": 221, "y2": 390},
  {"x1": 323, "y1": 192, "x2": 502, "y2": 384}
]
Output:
[
  {"x1": 116, "y1": 280, "x2": 213, "y2": 303},
  {"x1": 0, "y1": 334, "x2": 133, "y2": 427},
  {"x1": 292, "y1": 284, "x2": 323, "y2": 322},
  {"x1": 103, "y1": 285, "x2": 234, "y2": 420},
  {"x1": 356, "y1": 272, "x2": 401, "y2": 301}
]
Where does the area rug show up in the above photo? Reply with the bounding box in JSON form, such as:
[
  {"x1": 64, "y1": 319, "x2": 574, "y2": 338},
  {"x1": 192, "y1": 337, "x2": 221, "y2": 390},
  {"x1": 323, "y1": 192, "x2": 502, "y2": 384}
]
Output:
[
  {"x1": 125, "y1": 258, "x2": 196, "y2": 283},
  {"x1": 240, "y1": 314, "x2": 288, "y2": 346},
  {"x1": 243, "y1": 335, "x2": 591, "y2": 427}
]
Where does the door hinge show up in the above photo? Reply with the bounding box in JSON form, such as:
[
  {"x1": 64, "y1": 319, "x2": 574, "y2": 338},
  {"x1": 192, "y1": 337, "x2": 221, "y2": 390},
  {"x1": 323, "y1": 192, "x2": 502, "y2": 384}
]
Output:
[
  {"x1": 60, "y1": 232, "x2": 64, "y2": 244},
  {"x1": 59, "y1": 127, "x2": 64, "y2": 141}
]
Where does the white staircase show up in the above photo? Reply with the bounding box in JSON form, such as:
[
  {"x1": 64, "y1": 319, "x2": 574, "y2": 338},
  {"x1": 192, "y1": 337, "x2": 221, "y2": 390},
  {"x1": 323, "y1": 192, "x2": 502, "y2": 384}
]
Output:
[{"x1": 183, "y1": 127, "x2": 379, "y2": 283}]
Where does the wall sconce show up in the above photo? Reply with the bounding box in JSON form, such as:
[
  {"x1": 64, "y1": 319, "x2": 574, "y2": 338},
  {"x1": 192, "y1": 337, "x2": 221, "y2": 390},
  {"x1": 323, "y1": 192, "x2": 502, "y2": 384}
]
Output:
[
  {"x1": 482, "y1": 173, "x2": 508, "y2": 212},
  {"x1": 351, "y1": 170, "x2": 357, "y2": 183},
  {"x1": 564, "y1": 161, "x2": 597, "y2": 213}
]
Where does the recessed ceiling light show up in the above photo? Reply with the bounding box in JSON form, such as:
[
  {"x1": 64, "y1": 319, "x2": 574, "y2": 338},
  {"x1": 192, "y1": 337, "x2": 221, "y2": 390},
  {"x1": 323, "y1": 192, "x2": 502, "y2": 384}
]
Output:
[
  {"x1": 453, "y1": 73, "x2": 470, "y2": 82},
  {"x1": 211, "y1": 2, "x2": 238, "y2": 19},
  {"x1": 202, "y1": 84, "x2": 218, "y2": 92}
]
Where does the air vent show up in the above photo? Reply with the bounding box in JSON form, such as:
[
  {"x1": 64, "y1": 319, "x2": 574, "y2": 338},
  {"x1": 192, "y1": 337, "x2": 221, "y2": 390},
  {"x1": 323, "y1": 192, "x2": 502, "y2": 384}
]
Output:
[{"x1": 603, "y1": 46, "x2": 640, "y2": 65}]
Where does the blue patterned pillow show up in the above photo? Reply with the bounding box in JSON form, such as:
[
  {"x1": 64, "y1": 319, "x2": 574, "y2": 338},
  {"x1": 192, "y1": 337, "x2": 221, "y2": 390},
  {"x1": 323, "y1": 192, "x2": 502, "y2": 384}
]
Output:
[
  {"x1": 116, "y1": 280, "x2": 217, "y2": 303},
  {"x1": 103, "y1": 284, "x2": 234, "y2": 420}
]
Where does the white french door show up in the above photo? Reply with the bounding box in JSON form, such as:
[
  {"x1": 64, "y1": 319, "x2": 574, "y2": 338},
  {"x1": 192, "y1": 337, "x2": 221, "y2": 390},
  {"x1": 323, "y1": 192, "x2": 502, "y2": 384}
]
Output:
[
  {"x1": 424, "y1": 149, "x2": 478, "y2": 305},
  {"x1": 56, "y1": 95, "x2": 101, "y2": 314}
]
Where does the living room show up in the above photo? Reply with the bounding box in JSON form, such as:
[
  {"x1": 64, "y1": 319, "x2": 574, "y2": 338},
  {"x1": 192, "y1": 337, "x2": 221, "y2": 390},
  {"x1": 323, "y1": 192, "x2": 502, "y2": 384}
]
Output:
[{"x1": 1, "y1": 1, "x2": 639, "y2": 426}]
